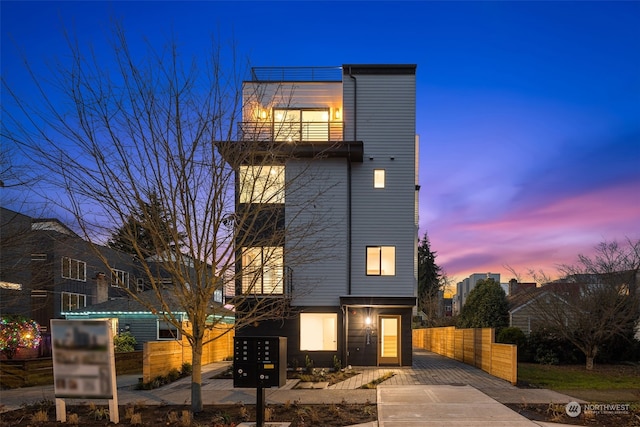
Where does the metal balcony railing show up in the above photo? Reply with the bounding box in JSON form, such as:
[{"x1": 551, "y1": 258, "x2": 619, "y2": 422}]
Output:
[
  {"x1": 238, "y1": 120, "x2": 344, "y2": 142},
  {"x1": 251, "y1": 66, "x2": 342, "y2": 82}
]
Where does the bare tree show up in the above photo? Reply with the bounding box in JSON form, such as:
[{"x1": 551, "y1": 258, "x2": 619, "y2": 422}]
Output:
[
  {"x1": 2, "y1": 22, "x2": 336, "y2": 411},
  {"x1": 531, "y1": 238, "x2": 640, "y2": 370},
  {"x1": 503, "y1": 264, "x2": 554, "y2": 286}
]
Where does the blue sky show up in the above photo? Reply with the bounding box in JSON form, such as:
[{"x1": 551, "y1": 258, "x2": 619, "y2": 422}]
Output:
[{"x1": 2, "y1": 1, "x2": 639, "y2": 282}]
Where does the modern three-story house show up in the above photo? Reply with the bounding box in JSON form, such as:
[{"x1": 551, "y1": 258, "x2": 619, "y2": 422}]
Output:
[{"x1": 223, "y1": 64, "x2": 418, "y2": 367}]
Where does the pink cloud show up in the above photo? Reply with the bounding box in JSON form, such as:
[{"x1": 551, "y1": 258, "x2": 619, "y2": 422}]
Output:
[{"x1": 426, "y1": 180, "x2": 640, "y2": 283}]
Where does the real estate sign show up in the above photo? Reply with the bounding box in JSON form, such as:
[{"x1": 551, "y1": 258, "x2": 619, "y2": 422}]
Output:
[{"x1": 50, "y1": 319, "x2": 116, "y2": 399}]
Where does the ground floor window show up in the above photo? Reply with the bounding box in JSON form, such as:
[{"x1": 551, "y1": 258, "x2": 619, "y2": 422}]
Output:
[
  {"x1": 61, "y1": 292, "x2": 86, "y2": 312},
  {"x1": 157, "y1": 320, "x2": 180, "y2": 340},
  {"x1": 300, "y1": 313, "x2": 337, "y2": 351}
]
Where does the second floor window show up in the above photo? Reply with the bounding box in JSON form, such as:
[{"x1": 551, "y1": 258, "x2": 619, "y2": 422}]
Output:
[
  {"x1": 366, "y1": 246, "x2": 396, "y2": 276},
  {"x1": 241, "y1": 246, "x2": 284, "y2": 295},
  {"x1": 239, "y1": 165, "x2": 285, "y2": 204},
  {"x1": 61, "y1": 257, "x2": 86, "y2": 281},
  {"x1": 112, "y1": 269, "x2": 130, "y2": 288}
]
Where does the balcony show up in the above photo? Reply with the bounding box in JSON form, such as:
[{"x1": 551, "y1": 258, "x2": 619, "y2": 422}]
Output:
[{"x1": 239, "y1": 120, "x2": 344, "y2": 143}]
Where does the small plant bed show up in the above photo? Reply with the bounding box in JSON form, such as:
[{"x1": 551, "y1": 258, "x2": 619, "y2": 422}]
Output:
[
  {"x1": 290, "y1": 368, "x2": 359, "y2": 386},
  {"x1": 359, "y1": 372, "x2": 395, "y2": 389},
  {"x1": 137, "y1": 363, "x2": 192, "y2": 390},
  {"x1": 0, "y1": 401, "x2": 377, "y2": 427},
  {"x1": 211, "y1": 367, "x2": 360, "y2": 387}
]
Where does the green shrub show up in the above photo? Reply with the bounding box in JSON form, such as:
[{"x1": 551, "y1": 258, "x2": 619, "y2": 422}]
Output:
[
  {"x1": 167, "y1": 368, "x2": 181, "y2": 382},
  {"x1": 181, "y1": 362, "x2": 192, "y2": 376},
  {"x1": 113, "y1": 332, "x2": 137, "y2": 353}
]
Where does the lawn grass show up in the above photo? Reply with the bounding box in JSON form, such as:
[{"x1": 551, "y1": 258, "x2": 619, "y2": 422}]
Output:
[{"x1": 518, "y1": 363, "x2": 640, "y2": 390}]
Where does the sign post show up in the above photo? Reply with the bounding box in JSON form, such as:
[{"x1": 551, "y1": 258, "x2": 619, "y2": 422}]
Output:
[{"x1": 51, "y1": 319, "x2": 119, "y2": 423}]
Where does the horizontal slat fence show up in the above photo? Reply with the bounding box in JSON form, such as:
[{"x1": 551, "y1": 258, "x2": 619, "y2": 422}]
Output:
[
  {"x1": 143, "y1": 324, "x2": 234, "y2": 383},
  {"x1": 413, "y1": 327, "x2": 517, "y2": 385}
]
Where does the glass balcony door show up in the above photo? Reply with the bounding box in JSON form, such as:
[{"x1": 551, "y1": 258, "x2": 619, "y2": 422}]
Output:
[{"x1": 273, "y1": 109, "x2": 329, "y2": 142}]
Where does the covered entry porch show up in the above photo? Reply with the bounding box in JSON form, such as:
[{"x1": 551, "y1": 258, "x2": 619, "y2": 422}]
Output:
[{"x1": 340, "y1": 296, "x2": 416, "y2": 367}]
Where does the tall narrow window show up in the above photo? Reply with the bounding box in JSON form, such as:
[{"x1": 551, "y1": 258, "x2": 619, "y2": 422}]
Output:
[
  {"x1": 239, "y1": 165, "x2": 285, "y2": 204},
  {"x1": 366, "y1": 246, "x2": 396, "y2": 276},
  {"x1": 241, "y1": 246, "x2": 284, "y2": 295},
  {"x1": 374, "y1": 169, "x2": 386, "y2": 188}
]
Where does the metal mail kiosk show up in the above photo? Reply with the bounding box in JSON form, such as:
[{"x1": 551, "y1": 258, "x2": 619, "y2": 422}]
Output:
[{"x1": 233, "y1": 336, "x2": 287, "y2": 388}]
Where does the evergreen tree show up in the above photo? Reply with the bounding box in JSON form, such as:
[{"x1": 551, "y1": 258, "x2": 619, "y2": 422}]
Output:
[
  {"x1": 458, "y1": 278, "x2": 509, "y2": 329},
  {"x1": 418, "y1": 232, "x2": 443, "y2": 323},
  {"x1": 108, "y1": 191, "x2": 183, "y2": 258}
]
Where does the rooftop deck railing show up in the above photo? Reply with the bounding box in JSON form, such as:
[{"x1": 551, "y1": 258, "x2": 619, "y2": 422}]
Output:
[{"x1": 250, "y1": 66, "x2": 342, "y2": 82}]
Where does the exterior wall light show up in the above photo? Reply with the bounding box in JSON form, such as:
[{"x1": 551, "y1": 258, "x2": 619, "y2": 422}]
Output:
[{"x1": 334, "y1": 108, "x2": 342, "y2": 120}]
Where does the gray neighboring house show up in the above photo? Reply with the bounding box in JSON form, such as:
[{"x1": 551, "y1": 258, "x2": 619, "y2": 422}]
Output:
[
  {"x1": 0, "y1": 207, "x2": 138, "y2": 337},
  {"x1": 65, "y1": 290, "x2": 234, "y2": 351},
  {"x1": 223, "y1": 64, "x2": 419, "y2": 367}
]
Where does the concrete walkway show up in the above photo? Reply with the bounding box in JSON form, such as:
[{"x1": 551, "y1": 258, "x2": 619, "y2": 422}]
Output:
[{"x1": 0, "y1": 349, "x2": 582, "y2": 426}]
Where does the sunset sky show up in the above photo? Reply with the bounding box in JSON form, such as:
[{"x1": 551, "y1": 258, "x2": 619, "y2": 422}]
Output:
[{"x1": 2, "y1": 1, "x2": 639, "y2": 283}]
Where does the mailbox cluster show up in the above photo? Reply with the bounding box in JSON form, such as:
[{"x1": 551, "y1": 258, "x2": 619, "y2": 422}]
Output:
[{"x1": 233, "y1": 336, "x2": 287, "y2": 388}]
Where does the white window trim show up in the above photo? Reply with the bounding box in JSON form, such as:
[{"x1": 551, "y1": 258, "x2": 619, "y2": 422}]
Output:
[
  {"x1": 61, "y1": 291, "x2": 87, "y2": 312},
  {"x1": 61, "y1": 257, "x2": 87, "y2": 282},
  {"x1": 157, "y1": 320, "x2": 180, "y2": 340},
  {"x1": 111, "y1": 269, "x2": 130, "y2": 288}
]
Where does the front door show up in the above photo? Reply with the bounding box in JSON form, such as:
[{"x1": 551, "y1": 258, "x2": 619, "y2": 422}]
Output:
[{"x1": 378, "y1": 315, "x2": 400, "y2": 365}]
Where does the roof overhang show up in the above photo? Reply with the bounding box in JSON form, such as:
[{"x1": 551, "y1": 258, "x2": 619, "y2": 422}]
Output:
[
  {"x1": 340, "y1": 296, "x2": 416, "y2": 308},
  {"x1": 217, "y1": 140, "x2": 363, "y2": 165}
]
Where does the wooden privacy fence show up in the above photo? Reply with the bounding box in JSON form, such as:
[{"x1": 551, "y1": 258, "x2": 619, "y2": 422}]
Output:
[
  {"x1": 143, "y1": 324, "x2": 234, "y2": 383},
  {"x1": 413, "y1": 327, "x2": 517, "y2": 385},
  {"x1": 0, "y1": 351, "x2": 142, "y2": 389}
]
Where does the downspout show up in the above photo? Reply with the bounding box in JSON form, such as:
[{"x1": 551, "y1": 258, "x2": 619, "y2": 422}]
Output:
[
  {"x1": 348, "y1": 68, "x2": 357, "y2": 295},
  {"x1": 344, "y1": 68, "x2": 357, "y2": 369}
]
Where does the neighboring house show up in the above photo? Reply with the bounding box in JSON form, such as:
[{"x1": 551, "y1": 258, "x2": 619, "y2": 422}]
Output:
[
  {"x1": 64, "y1": 290, "x2": 234, "y2": 350},
  {"x1": 0, "y1": 207, "x2": 138, "y2": 334},
  {"x1": 221, "y1": 64, "x2": 418, "y2": 367},
  {"x1": 453, "y1": 272, "x2": 501, "y2": 315},
  {"x1": 508, "y1": 282, "x2": 594, "y2": 335}
]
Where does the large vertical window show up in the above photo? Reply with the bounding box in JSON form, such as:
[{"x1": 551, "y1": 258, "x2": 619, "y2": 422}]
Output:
[
  {"x1": 241, "y1": 246, "x2": 284, "y2": 295},
  {"x1": 239, "y1": 165, "x2": 285, "y2": 204},
  {"x1": 61, "y1": 257, "x2": 86, "y2": 281},
  {"x1": 300, "y1": 313, "x2": 337, "y2": 351},
  {"x1": 61, "y1": 292, "x2": 87, "y2": 312},
  {"x1": 366, "y1": 246, "x2": 396, "y2": 276},
  {"x1": 374, "y1": 169, "x2": 386, "y2": 188}
]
